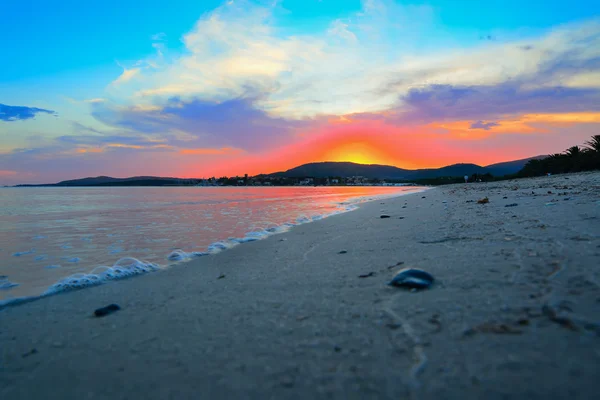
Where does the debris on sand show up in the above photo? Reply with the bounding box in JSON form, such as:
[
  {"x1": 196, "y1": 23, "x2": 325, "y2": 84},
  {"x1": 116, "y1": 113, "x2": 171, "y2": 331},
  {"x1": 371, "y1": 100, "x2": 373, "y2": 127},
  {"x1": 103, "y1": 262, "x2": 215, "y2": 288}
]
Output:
[
  {"x1": 505, "y1": 203, "x2": 518, "y2": 207},
  {"x1": 380, "y1": 215, "x2": 391, "y2": 219},
  {"x1": 22, "y1": 348, "x2": 38, "y2": 358},
  {"x1": 359, "y1": 272, "x2": 376, "y2": 278},
  {"x1": 388, "y1": 268, "x2": 434, "y2": 289},
  {"x1": 477, "y1": 197, "x2": 489, "y2": 204},
  {"x1": 542, "y1": 304, "x2": 579, "y2": 331},
  {"x1": 94, "y1": 304, "x2": 121, "y2": 317},
  {"x1": 463, "y1": 322, "x2": 523, "y2": 336},
  {"x1": 217, "y1": 274, "x2": 226, "y2": 279},
  {"x1": 387, "y1": 261, "x2": 405, "y2": 270},
  {"x1": 338, "y1": 250, "x2": 348, "y2": 254},
  {"x1": 429, "y1": 314, "x2": 442, "y2": 333}
]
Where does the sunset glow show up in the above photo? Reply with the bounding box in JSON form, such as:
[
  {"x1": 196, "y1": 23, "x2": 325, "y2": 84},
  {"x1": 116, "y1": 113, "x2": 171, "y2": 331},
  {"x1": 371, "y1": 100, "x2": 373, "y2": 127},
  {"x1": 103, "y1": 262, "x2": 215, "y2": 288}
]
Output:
[{"x1": 1, "y1": 0, "x2": 599, "y2": 184}]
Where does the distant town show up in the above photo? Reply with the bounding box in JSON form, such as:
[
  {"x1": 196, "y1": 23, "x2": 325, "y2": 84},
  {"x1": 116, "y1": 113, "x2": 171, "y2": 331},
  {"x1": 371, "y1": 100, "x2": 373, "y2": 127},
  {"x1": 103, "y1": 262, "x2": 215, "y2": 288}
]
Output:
[{"x1": 197, "y1": 175, "x2": 414, "y2": 187}]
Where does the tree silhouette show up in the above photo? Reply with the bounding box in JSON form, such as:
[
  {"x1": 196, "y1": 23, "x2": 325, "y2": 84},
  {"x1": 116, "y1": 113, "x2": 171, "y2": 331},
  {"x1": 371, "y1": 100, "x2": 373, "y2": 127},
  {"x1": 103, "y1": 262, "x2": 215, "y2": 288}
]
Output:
[
  {"x1": 585, "y1": 135, "x2": 600, "y2": 152},
  {"x1": 564, "y1": 146, "x2": 581, "y2": 157},
  {"x1": 519, "y1": 134, "x2": 600, "y2": 177}
]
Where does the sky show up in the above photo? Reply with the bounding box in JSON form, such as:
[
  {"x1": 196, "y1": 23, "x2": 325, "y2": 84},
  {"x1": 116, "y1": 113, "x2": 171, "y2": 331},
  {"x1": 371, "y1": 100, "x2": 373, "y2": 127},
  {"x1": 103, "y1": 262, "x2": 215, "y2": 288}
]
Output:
[{"x1": 1, "y1": 0, "x2": 599, "y2": 184}]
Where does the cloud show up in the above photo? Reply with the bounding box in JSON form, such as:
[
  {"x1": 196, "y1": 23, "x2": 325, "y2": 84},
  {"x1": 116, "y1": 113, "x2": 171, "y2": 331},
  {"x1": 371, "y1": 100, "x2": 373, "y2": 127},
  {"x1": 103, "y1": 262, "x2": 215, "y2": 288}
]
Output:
[
  {"x1": 91, "y1": 97, "x2": 317, "y2": 151},
  {"x1": 0, "y1": 103, "x2": 57, "y2": 122},
  {"x1": 105, "y1": 0, "x2": 600, "y2": 123},
  {"x1": 396, "y1": 83, "x2": 600, "y2": 124},
  {"x1": 111, "y1": 67, "x2": 141, "y2": 86},
  {"x1": 470, "y1": 121, "x2": 500, "y2": 130}
]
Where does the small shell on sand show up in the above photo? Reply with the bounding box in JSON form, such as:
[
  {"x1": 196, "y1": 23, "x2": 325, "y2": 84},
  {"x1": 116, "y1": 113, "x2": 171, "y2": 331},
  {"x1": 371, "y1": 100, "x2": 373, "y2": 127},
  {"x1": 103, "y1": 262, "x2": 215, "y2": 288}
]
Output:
[{"x1": 388, "y1": 268, "x2": 434, "y2": 289}]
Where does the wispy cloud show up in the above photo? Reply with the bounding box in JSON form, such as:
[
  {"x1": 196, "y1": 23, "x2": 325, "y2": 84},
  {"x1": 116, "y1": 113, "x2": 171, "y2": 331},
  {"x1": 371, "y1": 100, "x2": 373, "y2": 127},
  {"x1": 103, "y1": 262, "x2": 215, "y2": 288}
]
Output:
[
  {"x1": 111, "y1": 64, "x2": 141, "y2": 86},
  {"x1": 470, "y1": 121, "x2": 500, "y2": 130},
  {"x1": 0, "y1": 103, "x2": 57, "y2": 122}
]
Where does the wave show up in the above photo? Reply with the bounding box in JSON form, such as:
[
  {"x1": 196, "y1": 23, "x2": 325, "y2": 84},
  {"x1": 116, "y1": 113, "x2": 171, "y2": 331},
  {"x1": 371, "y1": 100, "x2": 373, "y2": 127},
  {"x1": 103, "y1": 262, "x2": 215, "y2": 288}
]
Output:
[{"x1": 1, "y1": 188, "x2": 426, "y2": 308}]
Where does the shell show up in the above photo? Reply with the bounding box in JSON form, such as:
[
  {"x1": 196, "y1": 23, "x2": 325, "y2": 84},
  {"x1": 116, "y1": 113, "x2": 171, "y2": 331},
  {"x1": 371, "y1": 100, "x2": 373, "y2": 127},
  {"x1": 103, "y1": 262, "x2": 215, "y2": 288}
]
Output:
[{"x1": 388, "y1": 268, "x2": 434, "y2": 289}]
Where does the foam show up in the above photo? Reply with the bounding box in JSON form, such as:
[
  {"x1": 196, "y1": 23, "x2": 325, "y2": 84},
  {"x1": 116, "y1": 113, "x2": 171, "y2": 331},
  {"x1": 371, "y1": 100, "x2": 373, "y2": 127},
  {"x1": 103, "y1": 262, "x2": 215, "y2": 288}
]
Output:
[
  {"x1": 44, "y1": 257, "x2": 159, "y2": 295},
  {"x1": 13, "y1": 249, "x2": 35, "y2": 257},
  {"x1": 167, "y1": 249, "x2": 209, "y2": 262},
  {"x1": 0, "y1": 277, "x2": 19, "y2": 290},
  {"x1": 207, "y1": 241, "x2": 231, "y2": 253}
]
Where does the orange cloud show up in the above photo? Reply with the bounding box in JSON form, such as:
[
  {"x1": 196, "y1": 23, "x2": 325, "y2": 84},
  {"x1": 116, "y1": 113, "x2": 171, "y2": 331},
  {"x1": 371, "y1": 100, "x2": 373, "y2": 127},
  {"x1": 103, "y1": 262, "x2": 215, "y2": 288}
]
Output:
[{"x1": 185, "y1": 112, "x2": 600, "y2": 178}]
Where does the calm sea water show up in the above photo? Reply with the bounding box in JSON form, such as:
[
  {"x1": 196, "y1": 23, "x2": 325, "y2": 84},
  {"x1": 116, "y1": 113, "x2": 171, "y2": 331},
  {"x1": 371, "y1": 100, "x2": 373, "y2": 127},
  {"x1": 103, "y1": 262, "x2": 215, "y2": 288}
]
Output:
[{"x1": 0, "y1": 186, "x2": 423, "y2": 302}]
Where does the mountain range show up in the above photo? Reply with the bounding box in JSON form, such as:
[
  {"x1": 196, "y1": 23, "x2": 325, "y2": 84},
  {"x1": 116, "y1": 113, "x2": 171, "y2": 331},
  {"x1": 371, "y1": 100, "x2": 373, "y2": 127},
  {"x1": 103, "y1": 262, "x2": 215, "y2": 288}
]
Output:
[
  {"x1": 14, "y1": 156, "x2": 544, "y2": 186},
  {"x1": 267, "y1": 156, "x2": 544, "y2": 180}
]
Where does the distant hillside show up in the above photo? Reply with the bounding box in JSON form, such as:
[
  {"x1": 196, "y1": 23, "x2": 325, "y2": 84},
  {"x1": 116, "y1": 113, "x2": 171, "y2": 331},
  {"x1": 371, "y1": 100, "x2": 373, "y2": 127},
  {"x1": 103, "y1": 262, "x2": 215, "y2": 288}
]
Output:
[
  {"x1": 268, "y1": 157, "x2": 545, "y2": 180},
  {"x1": 16, "y1": 176, "x2": 196, "y2": 187},
  {"x1": 14, "y1": 156, "x2": 547, "y2": 186},
  {"x1": 54, "y1": 176, "x2": 181, "y2": 186},
  {"x1": 484, "y1": 156, "x2": 547, "y2": 176},
  {"x1": 269, "y1": 162, "x2": 412, "y2": 179}
]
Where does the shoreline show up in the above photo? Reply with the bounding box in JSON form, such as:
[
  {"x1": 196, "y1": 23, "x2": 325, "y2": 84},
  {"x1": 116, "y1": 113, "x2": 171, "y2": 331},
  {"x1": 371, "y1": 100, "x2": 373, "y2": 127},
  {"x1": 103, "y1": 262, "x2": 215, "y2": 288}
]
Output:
[
  {"x1": 1, "y1": 172, "x2": 599, "y2": 399},
  {"x1": 0, "y1": 187, "x2": 427, "y2": 308}
]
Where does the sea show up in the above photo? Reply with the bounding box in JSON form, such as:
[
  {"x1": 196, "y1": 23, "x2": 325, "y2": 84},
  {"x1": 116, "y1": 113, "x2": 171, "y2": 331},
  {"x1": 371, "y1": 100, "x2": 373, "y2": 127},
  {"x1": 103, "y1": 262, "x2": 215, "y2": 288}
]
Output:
[{"x1": 0, "y1": 186, "x2": 424, "y2": 304}]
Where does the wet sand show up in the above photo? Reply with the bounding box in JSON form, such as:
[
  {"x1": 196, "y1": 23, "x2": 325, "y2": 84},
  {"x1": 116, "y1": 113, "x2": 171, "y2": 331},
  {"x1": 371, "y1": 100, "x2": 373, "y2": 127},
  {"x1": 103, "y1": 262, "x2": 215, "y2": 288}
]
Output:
[{"x1": 1, "y1": 172, "x2": 600, "y2": 399}]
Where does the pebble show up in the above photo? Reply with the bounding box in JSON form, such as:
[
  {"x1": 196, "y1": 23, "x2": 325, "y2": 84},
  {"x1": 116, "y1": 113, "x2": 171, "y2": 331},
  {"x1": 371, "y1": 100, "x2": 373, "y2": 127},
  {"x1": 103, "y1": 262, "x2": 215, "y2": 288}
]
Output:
[
  {"x1": 94, "y1": 304, "x2": 121, "y2": 317},
  {"x1": 388, "y1": 268, "x2": 434, "y2": 289},
  {"x1": 380, "y1": 215, "x2": 391, "y2": 219}
]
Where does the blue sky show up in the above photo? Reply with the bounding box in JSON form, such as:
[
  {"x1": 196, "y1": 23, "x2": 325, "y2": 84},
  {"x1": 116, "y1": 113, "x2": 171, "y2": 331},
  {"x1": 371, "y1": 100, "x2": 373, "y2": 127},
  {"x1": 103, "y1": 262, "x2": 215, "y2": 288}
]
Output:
[
  {"x1": 1, "y1": 0, "x2": 599, "y2": 184},
  {"x1": 2, "y1": 0, "x2": 595, "y2": 81}
]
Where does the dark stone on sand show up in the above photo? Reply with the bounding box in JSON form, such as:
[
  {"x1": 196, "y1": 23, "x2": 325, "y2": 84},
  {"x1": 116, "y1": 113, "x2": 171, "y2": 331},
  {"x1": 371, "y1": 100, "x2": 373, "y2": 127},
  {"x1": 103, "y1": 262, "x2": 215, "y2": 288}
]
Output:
[
  {"x1": 380, "y1": 215, "x2": 391, "y2": 219},
  {"x1": 94, "y1": 304, "x2": 121, "y2": 317},
  {"x1": 505, "y1": 203, "x2": 518, "y2": 207},
  {"x1": 388, "y1": 268, "x2": 434, "y2": 289},
  {"x1": 217, "y1": 274, "x2": 226, "y2": 279},
  {"x1": 22, "y1": 348, "x2": 38, "y2": 358},
  {"x1": 359, "y1": 272, "x2": 375, "y2": 278},
  {"x1": 338, "y1": 250, "x2": 348, "y2": 254}
]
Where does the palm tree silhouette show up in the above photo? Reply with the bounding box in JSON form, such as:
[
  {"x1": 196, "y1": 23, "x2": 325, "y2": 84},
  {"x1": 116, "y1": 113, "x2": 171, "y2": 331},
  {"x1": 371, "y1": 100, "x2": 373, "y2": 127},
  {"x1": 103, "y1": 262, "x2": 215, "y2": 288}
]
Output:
[
  {"x1": 585, "y1": 135, "x2": 600, "y2": 152},
  {"x1": 564, "y1": 146, "x2": 581, "y2": 157}
]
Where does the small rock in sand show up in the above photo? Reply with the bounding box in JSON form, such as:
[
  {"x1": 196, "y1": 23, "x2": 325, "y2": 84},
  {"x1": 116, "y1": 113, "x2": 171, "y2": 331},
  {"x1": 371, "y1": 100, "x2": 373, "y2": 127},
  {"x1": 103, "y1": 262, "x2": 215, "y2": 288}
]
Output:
[
  {"x1": 338, "y1": 250, "x2": 348, "y2": 254},
  {"x1": 94, "y1": 304, "x2": 121, "y2": 317},
  {"x1": 22, "y1": 348, "x2": 38, "y2": 358},
  {"x1": 380, "y1": 215, "x2": 391, "y2": 219},
  {"x1": 388, "y1": 268, "x2": 434, "y2": 289},
  {"x1": 477, "y1": 197, "x2": 489, "y2": 204},
  {"x1": 505, "y1": 203, "x2": 518, "y2": 207}
]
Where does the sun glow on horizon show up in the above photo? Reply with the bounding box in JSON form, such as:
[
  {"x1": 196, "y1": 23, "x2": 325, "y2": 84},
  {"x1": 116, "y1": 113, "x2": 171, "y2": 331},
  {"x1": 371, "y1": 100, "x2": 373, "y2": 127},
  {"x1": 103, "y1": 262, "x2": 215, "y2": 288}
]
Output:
[{"x1": 322, "y1": 142, "x2": 386, "y2": 165}]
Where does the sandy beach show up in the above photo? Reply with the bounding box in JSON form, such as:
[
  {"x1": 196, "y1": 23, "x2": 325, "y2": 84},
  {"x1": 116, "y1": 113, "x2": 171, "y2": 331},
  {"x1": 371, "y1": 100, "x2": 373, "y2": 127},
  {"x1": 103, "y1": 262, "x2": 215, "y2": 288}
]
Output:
[{"x1": 2, "y1": 172, "x2": 599, "y2": 399}]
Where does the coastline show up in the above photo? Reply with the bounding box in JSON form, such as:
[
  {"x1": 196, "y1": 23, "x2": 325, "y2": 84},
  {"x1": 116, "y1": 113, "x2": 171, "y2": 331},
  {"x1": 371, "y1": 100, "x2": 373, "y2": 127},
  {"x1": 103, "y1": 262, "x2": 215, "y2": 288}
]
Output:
[
  {"x1": 0, "y1": 186, "x2": 425, "y2": 306},
  {"x1": 1, "y1": 172, "x2": 599, "y2": 399}
]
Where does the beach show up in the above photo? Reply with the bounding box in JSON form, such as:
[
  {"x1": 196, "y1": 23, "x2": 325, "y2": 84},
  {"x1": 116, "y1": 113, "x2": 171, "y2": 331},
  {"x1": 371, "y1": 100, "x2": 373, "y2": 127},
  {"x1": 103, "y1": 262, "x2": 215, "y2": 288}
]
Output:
[{"x1": 1, "y1": 172, "x2": 599, "y2": 399}]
